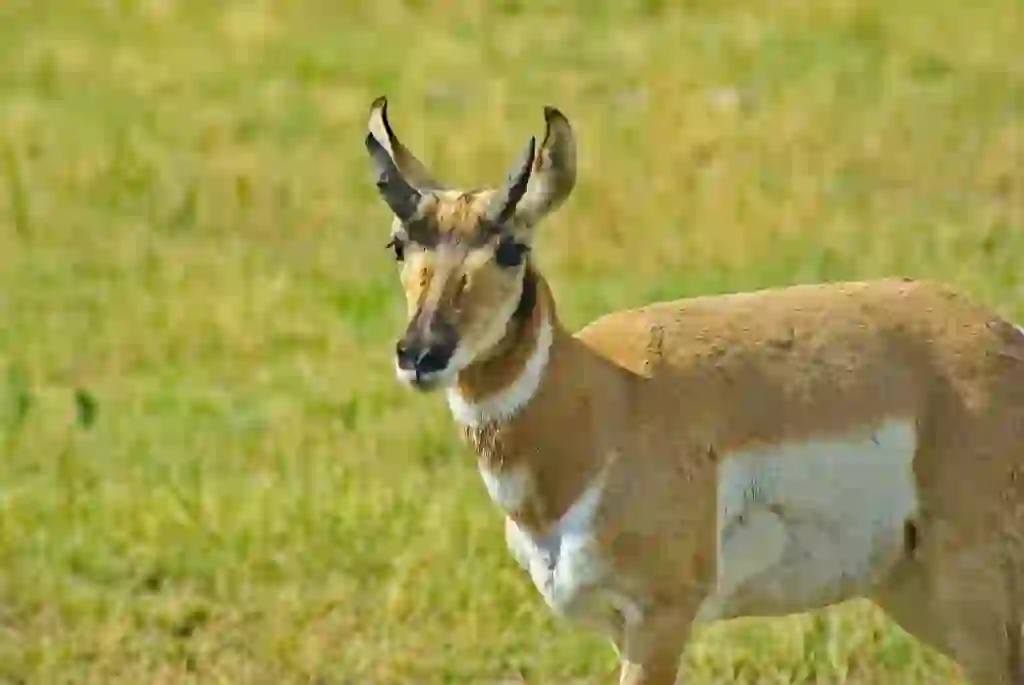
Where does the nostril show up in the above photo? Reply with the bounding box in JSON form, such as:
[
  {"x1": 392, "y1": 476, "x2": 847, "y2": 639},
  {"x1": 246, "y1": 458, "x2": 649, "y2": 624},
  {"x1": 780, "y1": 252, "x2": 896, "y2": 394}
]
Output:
[
  {"x1": 395, "y1": 340, "x2": 416, "y2": 369},
  {"x1": 416, "y1": 346, "x2": 451, "y2": 375}
]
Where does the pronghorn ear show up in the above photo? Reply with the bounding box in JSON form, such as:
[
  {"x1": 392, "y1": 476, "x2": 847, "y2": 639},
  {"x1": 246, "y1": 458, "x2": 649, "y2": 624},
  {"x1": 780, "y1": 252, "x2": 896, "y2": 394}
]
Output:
[
  {"x1": 366, "y1": 96, "x2": 447, "y2": 191},
  {"x1": 510, "y1": 106, "x2": 576, "y2": 230}
]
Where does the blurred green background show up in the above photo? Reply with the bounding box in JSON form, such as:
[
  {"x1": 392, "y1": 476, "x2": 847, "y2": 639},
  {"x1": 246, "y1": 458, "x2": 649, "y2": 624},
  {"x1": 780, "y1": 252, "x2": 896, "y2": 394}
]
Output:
[{"x1": 0, "y1": 1, "x2": 1020, "y2": 682}]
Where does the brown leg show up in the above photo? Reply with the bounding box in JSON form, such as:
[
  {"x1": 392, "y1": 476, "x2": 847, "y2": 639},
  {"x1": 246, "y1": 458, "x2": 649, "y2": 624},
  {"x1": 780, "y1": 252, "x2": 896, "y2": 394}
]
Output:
[
  {"x1": 1005, "y1": 562, "x2": 1023, "y2": 685},
  {"x1": 880, "y1": 562, "x2": 1014, "y2": 685},
  {"x1": 616, "y1": 609, "x2": 691, "y2": 685},
  {"x1": 1006, "y1": 620, "x2": 1022, "y2": 685},
  {"x1": 932, "y1": 546, "x2": 1016, "y2": 685},
  {"x1": 873, "y1": 556, "x2": 952, "y2": 659},
  {"x1": 618, "y1": 653, "x2": 682, "y2": 685},
  {"x1": 944, "y1": 607, "x2": 1014, "y2": 685}
]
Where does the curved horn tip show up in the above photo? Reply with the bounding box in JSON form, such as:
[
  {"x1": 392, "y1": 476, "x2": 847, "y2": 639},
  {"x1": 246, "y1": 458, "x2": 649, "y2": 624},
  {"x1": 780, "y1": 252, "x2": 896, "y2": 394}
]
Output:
[
  {"x1": 542, "y1": 106, "x2": 569, "y2": 124},
  {"x1": 368, "y1": 95, "x2": 398, "y2": 148}
]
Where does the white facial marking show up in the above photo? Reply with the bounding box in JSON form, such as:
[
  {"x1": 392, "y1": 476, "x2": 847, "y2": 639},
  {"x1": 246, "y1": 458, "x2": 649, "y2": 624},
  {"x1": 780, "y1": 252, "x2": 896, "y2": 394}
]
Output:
[
  {"x1": 394, "y1": 363, "x2": 416, "y2": 385},
  {"x1": 697, "y1": 419, "x2": 919, "y2": 623},
  {"x1": 447, "y1": 311, "x2": 553, "y2": 427},
  {"x1": 435, "y1": 278, "x2": 525, "y2": 389},
  {"x1": 395, "y1": 270, "x2": 527, "y2": 391},
  {"x1": 393, "y1": 361, "x2": 446, "y2": 390}
]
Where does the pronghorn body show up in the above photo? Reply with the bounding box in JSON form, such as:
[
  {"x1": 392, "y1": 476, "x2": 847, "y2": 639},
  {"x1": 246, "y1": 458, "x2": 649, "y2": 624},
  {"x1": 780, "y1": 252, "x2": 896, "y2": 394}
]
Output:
[{"x1": 364, "y1": 98, "x2": 1024, "y2": 684}]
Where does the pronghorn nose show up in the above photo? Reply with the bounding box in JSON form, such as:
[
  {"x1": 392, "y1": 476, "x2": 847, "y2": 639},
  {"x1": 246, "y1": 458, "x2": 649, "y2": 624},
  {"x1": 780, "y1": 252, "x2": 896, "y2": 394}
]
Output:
[
  {"x1": 415, "y1": 346, "x2": 451, "y2": 375},
  {"x1": 395, "y1": 339, "x2": 453, "y2": 375},
  {"x1": 395, "y1": 339, "x2": 418, "y2": 370}
]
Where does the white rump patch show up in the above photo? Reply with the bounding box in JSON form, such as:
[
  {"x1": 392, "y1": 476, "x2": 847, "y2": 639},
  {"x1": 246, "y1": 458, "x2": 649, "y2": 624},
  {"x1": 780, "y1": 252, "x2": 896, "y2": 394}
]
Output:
[
  {"x1": 697, "y1": 419, "x2": 919, "y2": 623},
  {"x1": 447, "y1": 313, "x2": 553, "y2": 427}
]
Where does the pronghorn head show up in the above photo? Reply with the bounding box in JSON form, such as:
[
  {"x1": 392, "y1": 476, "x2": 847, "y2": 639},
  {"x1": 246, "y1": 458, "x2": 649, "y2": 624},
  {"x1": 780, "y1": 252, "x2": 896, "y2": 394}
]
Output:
[{"x1": 365, "y1": 96, "x2": 576, "y2": 391}]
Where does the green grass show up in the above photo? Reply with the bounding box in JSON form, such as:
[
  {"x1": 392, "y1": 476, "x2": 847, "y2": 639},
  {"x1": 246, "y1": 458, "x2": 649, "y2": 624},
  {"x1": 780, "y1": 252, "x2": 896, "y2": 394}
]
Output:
[{"x1": 0, "y1": 0, "x2": 1021, "y2": 682}]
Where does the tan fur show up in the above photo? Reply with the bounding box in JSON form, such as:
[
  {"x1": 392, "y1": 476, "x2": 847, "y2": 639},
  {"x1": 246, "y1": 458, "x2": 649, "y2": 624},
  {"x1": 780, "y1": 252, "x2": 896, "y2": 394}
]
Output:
[
  {"x1": 466, "y1": 274, "x2": 1024, "y2": 685},
  {"x1": 395, "y1": 204, "x2": 524, "y2": 373},
  {"x1": 366, "y1": 98, "x2": 1024, "y2": 685},
  {"x1": 428, "y1": 190, "x2": 497, "y2": 240}
]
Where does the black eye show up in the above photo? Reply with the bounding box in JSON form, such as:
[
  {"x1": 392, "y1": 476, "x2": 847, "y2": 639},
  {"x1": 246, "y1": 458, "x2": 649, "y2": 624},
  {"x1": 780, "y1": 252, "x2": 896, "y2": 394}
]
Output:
[
  {"x1": 386, "y1": 237, "x2": 405, "y2": 262},
  {"x1": 494, "y1": 238, "x2": 528, "y2": 268}
]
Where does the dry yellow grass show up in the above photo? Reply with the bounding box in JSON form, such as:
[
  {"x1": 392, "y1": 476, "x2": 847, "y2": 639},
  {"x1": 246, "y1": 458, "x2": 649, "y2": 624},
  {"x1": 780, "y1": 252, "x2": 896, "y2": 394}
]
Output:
[{"x1": 0, "y1": 0, "x2": 1021, "y2": 682}]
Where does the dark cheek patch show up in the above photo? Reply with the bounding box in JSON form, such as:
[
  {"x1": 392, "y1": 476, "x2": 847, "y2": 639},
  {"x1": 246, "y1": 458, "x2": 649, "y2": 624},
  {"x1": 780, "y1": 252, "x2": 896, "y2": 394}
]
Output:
[
  {"x1": 403, "y1": 216, "x2": 440, "y2": 247},
  {"x1": 494, "y1": 237, "x2": 529, "y2": 268},
  {"x1": 513, "y1": 267, "x2": 537, "y2": 323}
]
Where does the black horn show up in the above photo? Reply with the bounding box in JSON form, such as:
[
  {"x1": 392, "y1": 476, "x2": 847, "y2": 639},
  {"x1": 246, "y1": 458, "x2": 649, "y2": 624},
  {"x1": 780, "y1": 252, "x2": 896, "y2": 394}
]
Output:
[
  {"x1": 485, "y1": 137, "x2": 537, "y2": 226},
  {"x1": 365, "y1": 132, "x2": 422, "y2": 222},
  {"x1": 367, "y1": 96, "x2": 447, "y2": 191}
]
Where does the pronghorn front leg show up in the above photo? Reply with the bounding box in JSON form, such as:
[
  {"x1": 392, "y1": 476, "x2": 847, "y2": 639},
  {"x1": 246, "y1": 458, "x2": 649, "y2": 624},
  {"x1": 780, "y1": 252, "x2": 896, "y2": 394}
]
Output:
[{"x1": 617, "y1": 606, "x2": 695, "y2": 685}]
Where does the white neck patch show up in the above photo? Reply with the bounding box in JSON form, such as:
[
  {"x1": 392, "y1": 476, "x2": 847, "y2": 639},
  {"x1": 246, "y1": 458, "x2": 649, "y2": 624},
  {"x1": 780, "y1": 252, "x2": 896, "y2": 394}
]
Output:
[{"x1": 446, "y1": 312, "x2": 553, "y2": 428}]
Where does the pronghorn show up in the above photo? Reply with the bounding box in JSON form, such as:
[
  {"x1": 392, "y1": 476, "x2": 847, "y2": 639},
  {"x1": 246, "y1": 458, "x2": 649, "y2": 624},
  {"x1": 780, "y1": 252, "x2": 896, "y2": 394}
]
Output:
[{"x1": 363, "y1": 96, "x2": 1024, "y2": 685}]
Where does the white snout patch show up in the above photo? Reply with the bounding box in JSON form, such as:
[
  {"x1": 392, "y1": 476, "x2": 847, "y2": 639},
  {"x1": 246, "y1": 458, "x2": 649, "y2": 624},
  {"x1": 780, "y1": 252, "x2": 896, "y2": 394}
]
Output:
[
  {"x1": 697, "y1": 418, "x2": 919, "y2": 623},
  {"x1": 394, "y1": 364, "x2": 417, "y2": 385},
  {"x1": 393, "y1": 362, "x2": 451, "y2": 390}
]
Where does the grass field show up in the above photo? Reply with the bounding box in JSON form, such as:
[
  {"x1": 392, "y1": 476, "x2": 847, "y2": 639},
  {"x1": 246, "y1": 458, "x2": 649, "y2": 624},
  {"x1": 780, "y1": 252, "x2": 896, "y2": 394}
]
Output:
[{"x1": 0, "y1": 0, "x2": 1021, "y2": 683}]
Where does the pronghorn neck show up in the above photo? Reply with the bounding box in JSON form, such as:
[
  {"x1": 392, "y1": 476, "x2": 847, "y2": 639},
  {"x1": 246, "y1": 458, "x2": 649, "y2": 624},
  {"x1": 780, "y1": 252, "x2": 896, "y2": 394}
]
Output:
[
  {"x1": 447, "y1": 265, "x2": 622, "y2": 530},
  {"x1": 447, "y1": 265, "x2": 559, "y2": 428}
]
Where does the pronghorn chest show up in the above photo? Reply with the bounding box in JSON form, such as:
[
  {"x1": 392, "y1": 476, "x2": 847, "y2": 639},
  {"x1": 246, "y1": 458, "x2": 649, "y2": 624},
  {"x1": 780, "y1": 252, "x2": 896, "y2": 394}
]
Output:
[
  {"x1": 478, "y1": 464, "x2": 639, "y2": 636},
  {"x1": 696, "y1": 419, "x2": 920, "y2": 622}
]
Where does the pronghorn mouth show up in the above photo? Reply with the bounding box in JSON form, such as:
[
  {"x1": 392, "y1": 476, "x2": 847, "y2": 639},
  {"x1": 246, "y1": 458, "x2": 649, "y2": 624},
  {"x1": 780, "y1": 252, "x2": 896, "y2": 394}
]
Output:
[
  {"x1": 411, "y1": 368, "x2": 445, "y2": 391},
  {"x1": 395, "y1": 363, "x2": 450, "y2": 392}
]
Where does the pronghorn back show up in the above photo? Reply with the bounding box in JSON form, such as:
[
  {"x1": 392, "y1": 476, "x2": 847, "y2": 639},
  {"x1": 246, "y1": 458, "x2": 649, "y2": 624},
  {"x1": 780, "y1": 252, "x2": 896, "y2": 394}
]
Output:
[{"x1": 574, "y1": 277, "x2": 1024, "y2": 453}]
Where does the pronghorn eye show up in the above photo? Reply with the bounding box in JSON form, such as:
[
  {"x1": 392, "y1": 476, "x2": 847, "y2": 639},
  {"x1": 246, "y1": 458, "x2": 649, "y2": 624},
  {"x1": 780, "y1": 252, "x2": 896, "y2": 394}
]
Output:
[
  {"x1": 494, "y1": 238, "x2": 528, "y2": 268},
  {"x1": 386, "y1": 237, "x2": 405, "y2": 262}
]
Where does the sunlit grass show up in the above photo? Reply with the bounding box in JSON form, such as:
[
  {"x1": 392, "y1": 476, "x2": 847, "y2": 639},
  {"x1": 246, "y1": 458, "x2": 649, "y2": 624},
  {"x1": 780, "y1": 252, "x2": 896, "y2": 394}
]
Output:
[{"x1": 0, "y1": 0, "x2": 1021, "y2": 682}]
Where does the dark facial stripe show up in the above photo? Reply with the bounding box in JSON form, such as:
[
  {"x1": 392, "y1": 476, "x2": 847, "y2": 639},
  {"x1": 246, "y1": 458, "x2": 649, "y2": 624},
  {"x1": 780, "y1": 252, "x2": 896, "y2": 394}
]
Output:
[
  {"x1": 403, "y1": 220, "x2": 505, "y2": 250},
  {"x1": 512, "y1": 266, "x2": 537, "y2": 324},
  {"x1": 401, "y1": 217, "x2": 440, "y2": 247},
  {"x1": 401, "y1": 217, "x2": 492, "y2": 249}
]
